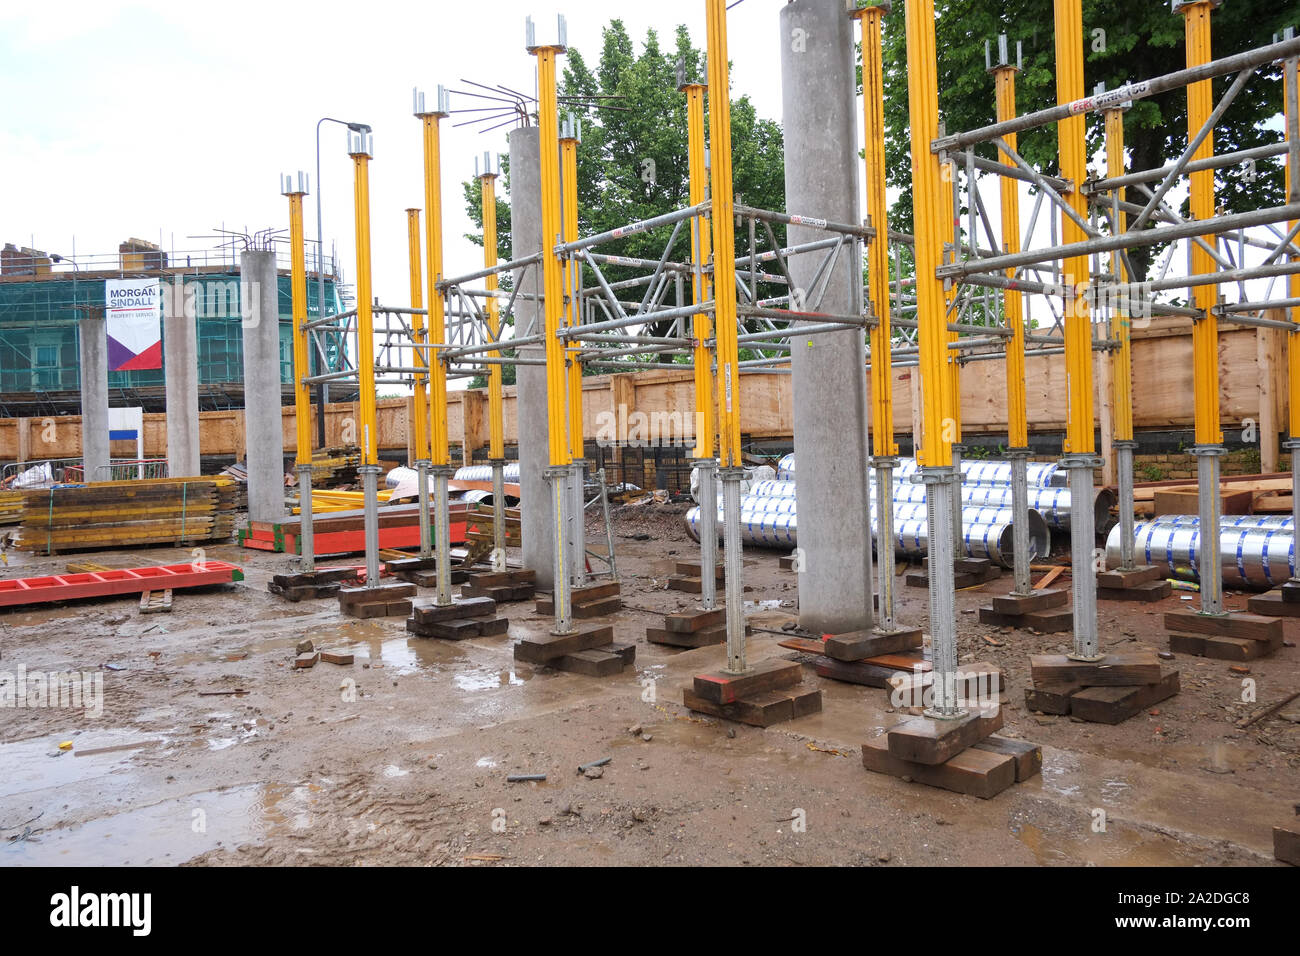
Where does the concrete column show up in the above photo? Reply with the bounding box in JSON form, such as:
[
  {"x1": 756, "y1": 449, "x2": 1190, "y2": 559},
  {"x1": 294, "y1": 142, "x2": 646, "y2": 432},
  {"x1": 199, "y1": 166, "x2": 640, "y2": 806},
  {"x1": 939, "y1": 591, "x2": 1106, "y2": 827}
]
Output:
[
  {"x1": 164, "y1": 277, "x2": 201, "y2": 476},
  {"x1": 240, "y1": 251, "x2": 287, "y2": 522},
  {"x1": 780, "y1": 0, "x2": 873, "y2": 634},
  {"x1": 510, "y1": 125, "x2": 555, "y2": 588},
  {"x1": 78, "y1": 315, "x2": 110, "y2": 481}
]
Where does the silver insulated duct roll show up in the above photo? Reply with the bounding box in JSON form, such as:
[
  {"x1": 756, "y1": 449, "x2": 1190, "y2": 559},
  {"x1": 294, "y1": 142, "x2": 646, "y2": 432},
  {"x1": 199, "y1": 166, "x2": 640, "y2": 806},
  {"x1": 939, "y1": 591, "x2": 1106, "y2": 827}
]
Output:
[
  {"x1": 749, "y1": 479, "x2": 798, "y2": 499},
  {"x1": 454, "y1": 463, "x2": 521, "y2": 482},
  {"x1": 890, "y1": 481, "x2": 1115, "y2": 532},
  {"x1": 1105, "y1": 519, "x2": 1296, "y2": 589},
  {"x1": 774, "y1": 455, "x2": 1065, "y2": 488},
  {"x1": 1146, "y1": 514, "x2": 1293, "y2": 531},
  {"x1": 686, "y1": 500, "x2": 1050, "y2": 568},
  {"x1": 776, "y1": 453, "x2": 796, "y2": 480}
]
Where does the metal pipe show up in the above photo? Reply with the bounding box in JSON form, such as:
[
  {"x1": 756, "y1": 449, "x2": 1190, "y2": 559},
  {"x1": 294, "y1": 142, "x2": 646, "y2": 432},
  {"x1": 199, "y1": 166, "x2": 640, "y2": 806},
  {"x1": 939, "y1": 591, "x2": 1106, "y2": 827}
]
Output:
[
  {"x1": 1106, "y1": 519, "x2": 1295, "y2": 588},
  {"x1": 1064, "y1": 455, "x2": 1100, "y2": 659},
  {"x1": 720, "y1": 466, "x2": 746, "y2": 673},
  {"x1": 360, "y1": 464, "x2": 381, "y2": 589},
  {"x1": 697, "y1": 458, "x2": 718, "y2": 611}
]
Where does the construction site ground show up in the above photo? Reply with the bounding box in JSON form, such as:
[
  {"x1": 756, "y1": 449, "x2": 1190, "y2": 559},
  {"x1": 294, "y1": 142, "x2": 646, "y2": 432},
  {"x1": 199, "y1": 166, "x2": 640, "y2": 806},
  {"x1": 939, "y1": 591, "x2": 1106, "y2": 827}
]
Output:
[{"x1": 1, "y1": 500, "x2": 1296, "y2": 867}]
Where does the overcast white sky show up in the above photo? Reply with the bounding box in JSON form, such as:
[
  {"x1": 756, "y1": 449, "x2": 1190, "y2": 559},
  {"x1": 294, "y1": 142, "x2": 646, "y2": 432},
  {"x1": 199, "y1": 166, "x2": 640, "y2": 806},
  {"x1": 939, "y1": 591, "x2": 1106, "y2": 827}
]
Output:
[
  {"x1": 0, "y1": 0, "x2": 797, "y2": 299},
  {"x1": 2, "y1": 0, "x2": 1287, "y2": 350}
]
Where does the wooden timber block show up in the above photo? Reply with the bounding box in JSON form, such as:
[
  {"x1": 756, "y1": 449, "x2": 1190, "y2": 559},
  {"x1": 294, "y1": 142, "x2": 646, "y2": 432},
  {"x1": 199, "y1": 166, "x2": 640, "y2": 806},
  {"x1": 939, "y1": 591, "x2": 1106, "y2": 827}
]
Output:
[
  {"x1": 971, "y1": 735, "x2": 1042, "y2": 782},
  {"x1": 953, "y1": 569, "x2": 994, "y2": 589},
  {"x1": 342, "y1": 599, "x2": 411, "y2": 619},
  {"x1": 1030, "y1": 652, "x2": 1162, "y2": 687},
  {"x1": 823, "y1": 627, "x2": 923, "y2": 662},
  {"x1": 1096, "y1": 565, "x2": 1164, "y2": 589},
  {"x1": 338, "y1": 582, "x2": 417, "y2": 607},
  {"x1": 404, "y1": 568, "x2": 469, "y2": 588},
  {"x1": 815, "y1": 657, "x2": 905, "y2": 688},
  {"x1": 294, "y1": 651, "x2": 320, "y2": 669},
  {"x1": 384, "y1": 555, "x2": 439, "y2": 574},
  {"x1": 667, "y1": 575, "x2": 705, "y2": 593},
  {"x1": 139, "y1": 589, "x2": 173, "y2": 614},
  {"x1": 904, "y1": 572, "x2": 929, "y2": 588},
  {"x1": 513, "y1": 624, "x2": 615, "y2": 664},
  {"x1": 1280, "y1": 580, "x2": 1300, "y2": 604},
  {"x1": 674, "y1": 560, "x2": 724, "y2": 579},
  {"x1": 692, "y1": 658, "x2": 802, "y2": 705},
  {"x1": 991, "y1": 588, "x2": 1069, "y2": 615},
  {"x1": 554, "y1": 648, "x2": 626, "y2": 677},
  {"x1": 1153, "y1": 487, "x2": 1252, "y2": 519},
  {"x1": 1274, "y1": 825, "x2": 1300, "y2": 866},
  {"x1": 977, "y1": 605, "x2": 1073, "y2": 632},
  {"x1": 464, "y1": 568, "x2": 536, "y2": 588},
  {"x1": 683, "y1": 683, "x2": 821, "y2": 727},
  {"x1": 1247, "y1": 590, "x2": 1300, "y2": 617},
  {"x1": 428, "y1": 618, "x2": 486, "y2": 640},
  {"x1": 1169, "y1": 631, "x2": 1281, "y2": 661},
  {"x1": 411, "y1": 596, "x2": 496, "y2": 624},
  {"x1": 861, "y1": 733, "x2": 1015, "y2": 799},
  {"x1": 461, "y1": 582, "x2": 535, "y2": 602},
  {"x1": 272, "y1": 567, "x2": 357, "y2": 588},
  {"x1": 955, "y1": 557, "x2": 995, "y2": 575},
  {"x1": 1163, "y1": 609, "x2": 1283, "y2": 643},
  {"x1": 665, "y1": 607, "x2": 727, "y2": 633},
  {"x1": 779, "y1": 554, "x2": 796, "y2": 571},
  {"x1": 535, "y1": 594, "x2": 623, "y2": 617},
  {"x1": 1067, "y1": 669, "x2": 1180, "y2": 724},
  {"x1": 478, "y1": 616, "x2": 510, "y2": 637},
  {"x1": 647, "y1": 624, "x2": 726, "y2": 649},
  {"x1": 320, "y1": 649, "x2": 354, "y2": 665},
  {"x1": 886, "y1": 707, "x2": 1003, "y2": 766},
  {"x1": 1099, "y1": 579, "x2": 1172, "y2": 602},
  {"x1": 1024, "y1": 681, "x2": 1082, "y2": 715}
]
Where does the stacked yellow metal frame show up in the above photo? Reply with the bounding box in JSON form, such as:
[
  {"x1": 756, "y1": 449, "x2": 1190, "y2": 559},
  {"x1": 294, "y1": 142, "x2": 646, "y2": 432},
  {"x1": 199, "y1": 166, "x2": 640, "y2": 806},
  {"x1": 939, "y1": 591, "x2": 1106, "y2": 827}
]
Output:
[
  {"x1": 684, "y1": 82, "x2": 716, "y2": 461},
  {"x1": 421, "y1": 108, "x2": 452, "y2": 467},
  {"x1": 349, "y1": 142, "x2": 378, "y2": 466},
  {"x1": 992, "y1": 60, "x2": 1028, "y2": 449},
  {"x1": 480, "y1": 164, "x2": 505, "y2": 461},
  {"x1": 560, "y1": 125, "x2": 584, "y2": 461},
  {"x1": 405, "y1": 208, "x2": 429, "y2": 463}
]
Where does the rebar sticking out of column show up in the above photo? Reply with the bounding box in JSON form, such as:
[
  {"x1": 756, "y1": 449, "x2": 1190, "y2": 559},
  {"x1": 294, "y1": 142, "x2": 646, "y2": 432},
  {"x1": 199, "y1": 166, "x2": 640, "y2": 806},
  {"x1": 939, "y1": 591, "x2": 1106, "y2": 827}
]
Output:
[
  {"x1": 547, "y1": 465, "x2": 575, "y2": 634},
  {"x1": 920, "y1": 467, "x2": 962, "y2": 719},
  {"x1": 697, "y1": 458, "x2": 718, "y2": 611},
  {"x1": 1195, "y1": 445, "x2": 1226, "y2": 615},
  {"x1": 873, "y1": 456, "x2": 898, "y2": 632},
  {"x1": 297, "y1": 465, "x2": 315, "y2": 571},
  {"x1": 360, "y1": 463, "x2": 381, "y2": 589},
  {"x1": 721, "y1": 466, "x2": 746, "y2": 674},
  {"x1": 491, "y1": 459, "x2": 507, "y2": 572},
  {"x1": 1008, "y1": 448, "x2": 1032, "y2": 594},
  {"x1": 417, "y1": 459, "x2": 432, "y2": 559},
  {"x1": 1064, "y1": 454, "x2": 1101, "y2": 659},
  {"x1": 1115, "y1": 439, "x2": 1138, "y2": 570},
  {"x1": 433, "y1": 465, "x2": 454, "y2": 606}
]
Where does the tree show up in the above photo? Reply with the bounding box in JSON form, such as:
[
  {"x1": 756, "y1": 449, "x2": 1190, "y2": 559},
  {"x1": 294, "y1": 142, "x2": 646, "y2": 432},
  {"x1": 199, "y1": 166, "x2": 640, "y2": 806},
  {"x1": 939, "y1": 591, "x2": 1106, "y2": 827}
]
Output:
[
  {"x1": 462, "y1": 19, "x2": 787, "y2": 359},
  {"x1": 879, "y1": 0, "x2": 1290, "y2": 281}
]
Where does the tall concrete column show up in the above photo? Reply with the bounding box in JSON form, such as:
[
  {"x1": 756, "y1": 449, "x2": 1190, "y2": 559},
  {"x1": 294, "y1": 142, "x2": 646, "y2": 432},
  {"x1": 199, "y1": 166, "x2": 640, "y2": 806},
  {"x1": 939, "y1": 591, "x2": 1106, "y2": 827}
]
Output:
[
  {"x1": 164, "y1": 277, "x2": 200, "y2": 476},
  {"x1": 780, "y1": 0, "x2": 874, "y2": 634},
  {"x1": 240, "y1": 251, "x2": 287, "y2": 522},
  {"x1": 510, "y1": 126, "x2": 555, "y2": 588},
  {"x1": 78, "y1": 315, "x2": 110, "y2": 481}
]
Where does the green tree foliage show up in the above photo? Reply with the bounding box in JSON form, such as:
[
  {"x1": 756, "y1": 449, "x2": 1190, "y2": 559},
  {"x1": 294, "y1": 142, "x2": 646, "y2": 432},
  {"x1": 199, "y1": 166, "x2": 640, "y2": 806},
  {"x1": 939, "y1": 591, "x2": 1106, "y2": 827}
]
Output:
[
  {"x1": 879, "y1": 1, "x2": 1291, "y2": 280},
  {"x1": 462, "y1": 19, "x2": 786, "y2": 363}
]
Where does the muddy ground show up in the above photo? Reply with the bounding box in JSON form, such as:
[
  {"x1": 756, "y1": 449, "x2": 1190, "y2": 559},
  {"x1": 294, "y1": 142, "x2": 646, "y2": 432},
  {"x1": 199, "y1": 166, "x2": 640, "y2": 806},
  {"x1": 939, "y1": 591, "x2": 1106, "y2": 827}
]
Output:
[{"x1": 0, "y1": 500, "x2": 1296, "y2": 866}]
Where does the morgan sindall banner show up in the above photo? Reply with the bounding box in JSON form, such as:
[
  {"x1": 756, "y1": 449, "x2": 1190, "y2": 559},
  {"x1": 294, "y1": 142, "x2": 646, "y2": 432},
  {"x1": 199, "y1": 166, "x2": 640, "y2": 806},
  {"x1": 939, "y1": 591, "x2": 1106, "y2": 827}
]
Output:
[{"x1": 105, "y1": 278, "x2": 162, "y2": 371}]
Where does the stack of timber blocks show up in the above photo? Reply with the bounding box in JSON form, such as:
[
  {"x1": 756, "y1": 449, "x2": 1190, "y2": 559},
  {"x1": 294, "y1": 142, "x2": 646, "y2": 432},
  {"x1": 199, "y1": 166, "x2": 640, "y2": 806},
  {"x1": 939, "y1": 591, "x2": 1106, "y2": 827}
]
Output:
[
  {"x1": 1026, "y1": 652, "x2": 1179, "y2": 724},
  {"x1": 977, "y1": 587, "x2": 1073, "y2": 633},
  {"x1": 268, "y1": 567, "x2": 358, "y2": 602},
  {"x1": 338, "y1": 581, "x2": 418, "y2": 619},
  {"x1": 683, "y1": 658, "x2": 821, "y2": 727},
  {"x1": 1247, "y1": 579, "x2": 1300, "y2": 619},
  {"x1": 387, "y1": 555, "x2": 468, "y2": 589},
  {"x1": 813, "y1": 625, "x2": 925, "y2": 686},
  {"x1": 513, "y1": 622, "x2": 636, "y2": 676},
  {"x1": 407, "y1": 595, "x2": 510, "y2": 640},
  {"x1": 1165, "y1": 608, "x2": 1284, "y2": 662},
  {"x1": 861, "y1": 703, "x2": 1040, "y2": 799},
  {"x1": 535, "y1": 580, "x2": 622, "y2": 618},
  {"x1": 906, "y1": 556, "x2": 1002, "y2": 590},
  {"x1": 460, "y1": 568, "x2": 537, "y2": 603},
  {"x1": 666, "y1": 560, "x2": 722, "y2": 594},
  {"x1": 1097, "y1": 564, "x2": 1172, "y2": 602}
]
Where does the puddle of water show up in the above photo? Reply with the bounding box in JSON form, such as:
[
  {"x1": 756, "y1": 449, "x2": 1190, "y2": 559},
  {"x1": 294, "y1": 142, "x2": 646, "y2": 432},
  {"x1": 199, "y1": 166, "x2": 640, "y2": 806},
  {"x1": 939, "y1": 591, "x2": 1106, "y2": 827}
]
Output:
[
  {"x1": 0, "y1": 732, "x2": 160, "y2": 800},
  {"x1": 1014, "y1": 821, "x2": 1204, "y2": 866},
  {"x1": 453, "y1": 669, "x2": 527, "y2": 692}
]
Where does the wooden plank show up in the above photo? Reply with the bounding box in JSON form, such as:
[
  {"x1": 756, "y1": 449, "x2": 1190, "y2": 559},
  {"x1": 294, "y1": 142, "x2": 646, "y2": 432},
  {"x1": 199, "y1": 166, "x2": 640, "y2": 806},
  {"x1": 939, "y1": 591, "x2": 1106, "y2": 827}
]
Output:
[
  {"x1": 512, "y1": 625, "x2": 614, "y2": 664},
  {"x1": 1024, "y1": 680, "x2": 1082, "y2": 715},
  {"x1": 861, "y1": 733, "x2": 1016, "y2": 799},
  {"x1": 991, "y1": 588, "x2": 1069, "y2": 615},
  {"x1": 1163, "y1": 610, "x2": 1283, "y2": 643},
  {"x1": 971, "y1": 735, "x2": 1042, "y2": 782},
  {"x1": 1029, "y1": 652, "x2": 1162, "y2": 687},
  {"x1": 886, "y1": 708, "x2": 1003, "y2": 766},
  {"x1": 692, "y1": 658, "x2": 802, "y2": 705},
  {"x1": 1274, "y1": 825, "x2": 1300, "y2": 867},
  {"x1": 1068, "y1": 670, "x2": 1180, "y2": 725},
  {"x1": 823, "y1": 628, "x2": 922, "y2": 662}
]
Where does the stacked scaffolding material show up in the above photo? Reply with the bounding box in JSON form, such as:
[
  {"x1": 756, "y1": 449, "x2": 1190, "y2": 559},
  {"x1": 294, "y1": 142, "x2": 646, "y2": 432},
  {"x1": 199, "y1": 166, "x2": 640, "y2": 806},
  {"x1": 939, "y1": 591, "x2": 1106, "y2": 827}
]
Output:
[
  {"x1": 15, "y1": 477, "x2": 245, "y2": 554},
  {"x1": 1105, "y1": 517, "x2": 1295, "y2": 589}
]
